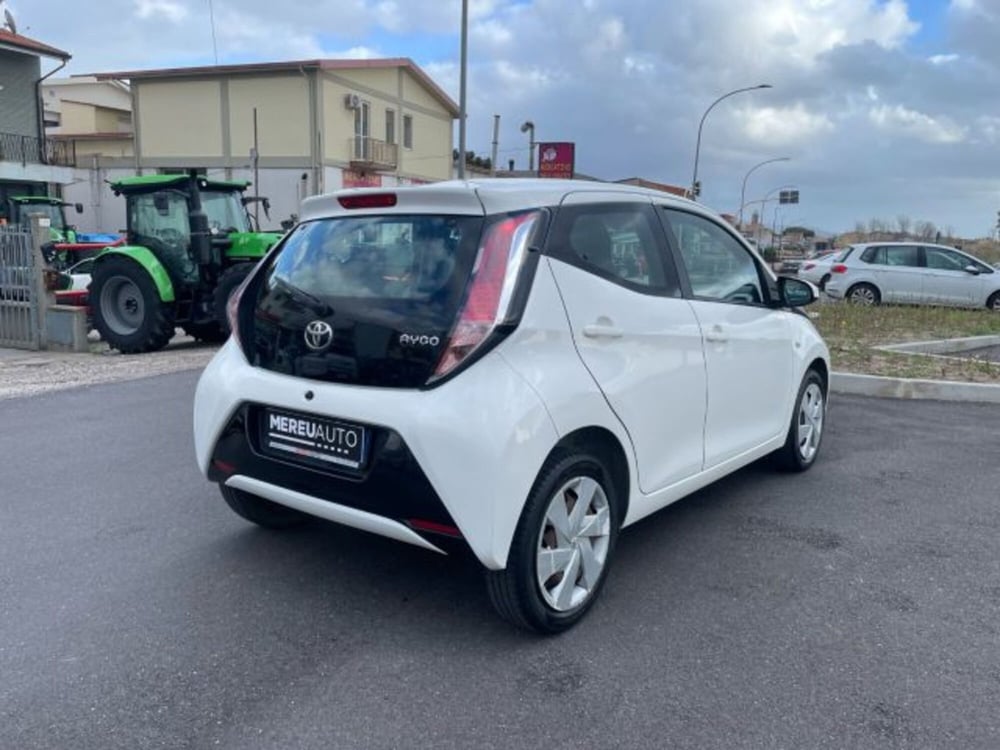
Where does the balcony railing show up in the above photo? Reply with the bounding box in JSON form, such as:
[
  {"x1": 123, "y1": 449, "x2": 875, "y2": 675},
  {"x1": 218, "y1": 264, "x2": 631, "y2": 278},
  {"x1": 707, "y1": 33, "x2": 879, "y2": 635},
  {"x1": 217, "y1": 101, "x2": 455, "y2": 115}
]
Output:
[
  {"x1": 348, "y1": 136, "x2": 398, "y2": 169},
  {"x1": 0, "y1": 132, "x2": 76, "y2": 168}
]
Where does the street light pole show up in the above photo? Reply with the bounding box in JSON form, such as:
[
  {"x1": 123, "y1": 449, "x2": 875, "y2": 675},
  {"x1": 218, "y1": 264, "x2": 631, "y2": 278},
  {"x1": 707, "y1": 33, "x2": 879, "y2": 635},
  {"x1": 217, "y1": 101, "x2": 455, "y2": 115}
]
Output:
[
  {"x1": 520, "y1": 120, "x2": 535, "y2": 172},
  {"x1": 457, "y1": 0, "x2": 468, "y2": 180},
  {"x1": 690, "y1": 83, "x2": 772, "y2": 201},
  {"x1": 738, "y1": 156, "x2": 789, "y2": 228}
]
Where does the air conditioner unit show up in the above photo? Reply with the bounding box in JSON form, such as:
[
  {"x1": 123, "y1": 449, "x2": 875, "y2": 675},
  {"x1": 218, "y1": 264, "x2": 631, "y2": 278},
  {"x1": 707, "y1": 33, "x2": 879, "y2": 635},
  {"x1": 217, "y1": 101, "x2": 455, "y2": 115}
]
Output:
[{"x1": 344, "y1": 93, "x2": 361, "y2": 110}]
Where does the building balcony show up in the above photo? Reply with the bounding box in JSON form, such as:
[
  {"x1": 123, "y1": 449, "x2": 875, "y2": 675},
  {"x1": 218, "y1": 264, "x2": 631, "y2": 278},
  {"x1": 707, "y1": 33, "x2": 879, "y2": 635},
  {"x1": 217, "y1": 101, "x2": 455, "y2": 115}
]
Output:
[
  {"x1": 0, "y1": 131, "x2": 76, "y2": 168},
  {"x1": 348, "y1": 137, "x2": 397, "y2": 170}
]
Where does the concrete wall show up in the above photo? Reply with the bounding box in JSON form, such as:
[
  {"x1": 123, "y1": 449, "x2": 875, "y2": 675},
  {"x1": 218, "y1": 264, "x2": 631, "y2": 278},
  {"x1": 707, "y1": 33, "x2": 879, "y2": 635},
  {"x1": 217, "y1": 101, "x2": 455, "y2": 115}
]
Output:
[
  {"x1": 73, "y1": 137, "x2": 134, "y2": 160},
  {"x1": 62, "y1": 166, "x2": 132, "y2": 234},
  {"x1": 228, "y1": 74, "x2": 311, "y2": 159},
  {"x1": 137, "y1": 80, "x2": 224, "y2": 158},
  {"x1": 59, "y1": 101, "x2": 97, "y2": 133},
  {"x1": 0, "y1": 49, "x2": 41, "y2": 138}
]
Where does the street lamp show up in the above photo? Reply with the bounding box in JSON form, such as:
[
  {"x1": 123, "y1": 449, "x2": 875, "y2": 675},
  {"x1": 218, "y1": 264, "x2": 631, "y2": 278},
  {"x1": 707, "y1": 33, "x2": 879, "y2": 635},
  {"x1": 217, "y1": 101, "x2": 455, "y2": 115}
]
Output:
[
  {"x1": 520, "y1": 120, "x2": 535, "y2": 172},
  {"x1": 690, "y1": 84, "x2": 772, "y2": 201},
  {"x1": 457, "y1": 0, "x2": 469, "y2": 179},
  {"x1": 738, "y1": 156, "x2": 790, "y2": 228}
]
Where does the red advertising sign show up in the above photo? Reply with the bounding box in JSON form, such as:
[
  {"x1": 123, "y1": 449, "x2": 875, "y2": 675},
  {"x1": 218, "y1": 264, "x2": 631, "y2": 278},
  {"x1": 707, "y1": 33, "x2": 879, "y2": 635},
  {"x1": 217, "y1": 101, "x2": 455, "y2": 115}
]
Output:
[
  {"x1": 342, "y1": 170, "x2": 383, "y2": 188},
  {"x1": 537, "y1": 142, "x2": 575, "y2": 179}
]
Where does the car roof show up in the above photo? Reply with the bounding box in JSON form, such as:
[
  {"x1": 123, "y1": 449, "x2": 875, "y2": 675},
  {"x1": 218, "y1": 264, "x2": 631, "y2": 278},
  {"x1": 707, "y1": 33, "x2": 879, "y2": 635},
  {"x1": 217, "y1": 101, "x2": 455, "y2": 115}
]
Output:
[
  {"x1": 299, "y1": 178, "x2": 707, "y2": 222},
  {"x1": 850, "y1": 241, "x2": 963, "y2": 250}
]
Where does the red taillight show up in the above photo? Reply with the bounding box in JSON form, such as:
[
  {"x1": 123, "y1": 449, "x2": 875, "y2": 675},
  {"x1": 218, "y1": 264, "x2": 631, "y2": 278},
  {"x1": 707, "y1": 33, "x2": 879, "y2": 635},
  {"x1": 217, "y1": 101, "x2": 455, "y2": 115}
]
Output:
[
  {"x1": 338, "y1": 193, "x2": 398, "y2": 209},
  {"x1": 432, "y1": 211, "x2": 539, "y2": 380},
  {"x1": 831, "y1": 264, "x2": 848, "y2": 274}
]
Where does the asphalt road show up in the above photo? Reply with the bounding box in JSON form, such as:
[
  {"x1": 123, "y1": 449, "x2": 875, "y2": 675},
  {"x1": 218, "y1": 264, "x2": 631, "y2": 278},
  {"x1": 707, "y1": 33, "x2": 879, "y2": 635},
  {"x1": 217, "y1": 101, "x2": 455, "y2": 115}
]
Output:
[{"x1": 2, "y1": 373, "x2": 999, "y2": 749}]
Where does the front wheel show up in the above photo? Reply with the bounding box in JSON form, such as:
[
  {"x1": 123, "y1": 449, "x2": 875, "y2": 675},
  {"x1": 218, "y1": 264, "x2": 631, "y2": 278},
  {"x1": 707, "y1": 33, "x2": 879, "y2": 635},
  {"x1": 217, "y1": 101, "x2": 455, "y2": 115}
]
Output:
[
  {"x1": 772, "y1": 369, "x2": 827, "y2": 472},
  {"x1": 987, "y1": 291, "x2": 1000, "y2": 312},
  {"x1": 485, "y1": 450, "x2": 620, "y2": 634},
  {"x1": 91, "y1": 255, "x2": 176, "y2": 353}
]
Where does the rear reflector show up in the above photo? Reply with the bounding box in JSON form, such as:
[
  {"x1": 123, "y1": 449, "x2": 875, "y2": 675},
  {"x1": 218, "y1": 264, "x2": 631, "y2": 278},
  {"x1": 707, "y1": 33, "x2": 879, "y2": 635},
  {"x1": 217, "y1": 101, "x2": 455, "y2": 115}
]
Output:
[
  {"x1": 212, "y1": 459, "x2": 237, "y2": 476},
  {"x1": 831, "y1": 264, "x2": 848, "y2": 274},
  {"x1": 408, "y1": 519, "x2": 463, "y2": 538},
  {"x1": 338, "y1": 193, "x2": 398, "y2": 209},
  {"x1": 802, "y1": 263, "x2": 815, "y2": 270}
]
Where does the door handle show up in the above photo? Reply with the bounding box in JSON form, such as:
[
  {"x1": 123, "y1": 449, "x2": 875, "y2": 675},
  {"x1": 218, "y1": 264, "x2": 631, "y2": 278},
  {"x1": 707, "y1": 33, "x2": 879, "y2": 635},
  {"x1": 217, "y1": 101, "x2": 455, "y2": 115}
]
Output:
[
  {"x1": 704, "y1": 326, "x2": 728, "y2": 343},
  {"x1": 582, "y1": 324, "x2": 624, "y2": 339}
]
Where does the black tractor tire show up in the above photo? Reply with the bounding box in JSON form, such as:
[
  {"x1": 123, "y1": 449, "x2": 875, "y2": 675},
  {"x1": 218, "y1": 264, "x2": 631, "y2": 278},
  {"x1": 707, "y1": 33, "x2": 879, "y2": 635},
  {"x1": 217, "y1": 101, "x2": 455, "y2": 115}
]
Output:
[
  {"x1": 485, "y1": 449, "x2": 621, "y2": 634},
  {"x1": 220, "y1": 485, "x2": 307, "y2": 529},
  {"x1": 91, "y1": 255, "x2": 175, "y2": 354},
  {"x1": 214, "y1": 263, "x2": 257, "y2": 336}
]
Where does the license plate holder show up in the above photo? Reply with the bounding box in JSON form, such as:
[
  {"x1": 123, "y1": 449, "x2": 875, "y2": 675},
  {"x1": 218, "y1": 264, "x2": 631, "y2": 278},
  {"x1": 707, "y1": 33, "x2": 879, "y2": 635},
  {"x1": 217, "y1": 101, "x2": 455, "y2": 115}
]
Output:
[{"x1": 260, "y1": 408, "x2": 368, "y2": 471}]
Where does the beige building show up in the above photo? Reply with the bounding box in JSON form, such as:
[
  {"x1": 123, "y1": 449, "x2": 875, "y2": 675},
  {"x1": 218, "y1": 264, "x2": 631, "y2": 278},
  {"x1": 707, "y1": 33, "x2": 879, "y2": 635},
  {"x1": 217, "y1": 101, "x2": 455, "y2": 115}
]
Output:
[
  {"x1": 43, "y1": 76, "x2": 135, "y2": 161},
  {"x1": 90, "y1": 58, "x2": 459, "y2": 227}
]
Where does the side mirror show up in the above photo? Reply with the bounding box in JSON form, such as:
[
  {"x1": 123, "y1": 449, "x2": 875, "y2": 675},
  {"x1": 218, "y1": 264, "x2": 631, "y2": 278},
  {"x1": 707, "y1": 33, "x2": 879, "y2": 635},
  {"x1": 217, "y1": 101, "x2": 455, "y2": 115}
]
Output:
[
  {"x1": 74, "y1": 203, "x2": 84, "y2": 214},
  {"x1": 963, "y1": 265, "x2": 981, "y2": 275},
  {"x1": 777, "y1": 276, "x2": 818, "y2": 308}
]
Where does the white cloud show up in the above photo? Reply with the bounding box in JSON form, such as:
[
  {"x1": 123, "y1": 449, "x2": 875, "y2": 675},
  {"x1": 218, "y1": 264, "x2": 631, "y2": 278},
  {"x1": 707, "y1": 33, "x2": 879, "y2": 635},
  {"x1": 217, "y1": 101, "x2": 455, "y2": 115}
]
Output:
[
  {"x1": 133, "y1": 0, "x2": 187, "y2": 23},
  {"x1": 741, "y1": 104, "x2": 835, "y2": 144},
  {"x1": 928, "y1": 53, "x2": 959, "y2": 65},
  {"x1": 869, "y1": 104, "x2": 968, "y2": 144}
]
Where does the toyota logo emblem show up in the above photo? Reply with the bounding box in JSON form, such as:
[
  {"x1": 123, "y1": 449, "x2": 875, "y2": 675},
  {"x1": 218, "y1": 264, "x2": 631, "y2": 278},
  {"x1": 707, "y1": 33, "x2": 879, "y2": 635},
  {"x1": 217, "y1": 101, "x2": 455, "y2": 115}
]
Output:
[{"x1": 304, "y1": 320, "x2": 334, "y2": 351}]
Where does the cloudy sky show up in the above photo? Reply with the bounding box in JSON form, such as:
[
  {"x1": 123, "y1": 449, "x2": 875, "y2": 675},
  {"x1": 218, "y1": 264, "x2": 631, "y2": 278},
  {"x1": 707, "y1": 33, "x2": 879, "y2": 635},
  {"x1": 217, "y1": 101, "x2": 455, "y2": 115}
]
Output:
[{"x1": 12, "y1": 0, "x2": 1000, "y2": 236}]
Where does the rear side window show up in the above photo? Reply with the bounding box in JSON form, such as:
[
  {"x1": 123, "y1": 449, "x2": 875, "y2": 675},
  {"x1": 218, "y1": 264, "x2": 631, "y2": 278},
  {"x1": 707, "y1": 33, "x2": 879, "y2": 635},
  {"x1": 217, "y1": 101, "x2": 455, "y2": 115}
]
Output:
[
  {"x1": 268, "y1": 215, "x2": 481, "y2": 301},
  {"x1": 835, "y1": 246, "x2": 855, "y2": 262},
  {"x1": 548, "y1": 203, "x2": 678, "y2": 295}
]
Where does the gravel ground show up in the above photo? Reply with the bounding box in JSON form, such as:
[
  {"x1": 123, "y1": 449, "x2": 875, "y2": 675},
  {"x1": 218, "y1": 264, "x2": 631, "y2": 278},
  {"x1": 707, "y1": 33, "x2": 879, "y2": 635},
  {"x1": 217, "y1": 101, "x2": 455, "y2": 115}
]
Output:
[{"x1": 0, "y1": 332, "x2": 218, "y2": 400}]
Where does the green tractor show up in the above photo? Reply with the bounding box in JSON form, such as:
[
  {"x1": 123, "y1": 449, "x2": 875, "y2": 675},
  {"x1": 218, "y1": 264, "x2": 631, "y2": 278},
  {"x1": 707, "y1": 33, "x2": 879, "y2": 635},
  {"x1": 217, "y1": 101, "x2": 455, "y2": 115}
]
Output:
[
  {"x1": 5, "y1": 195, "x2": 83, "y2": 243},
  {"x1": 90, "y1": 173, "x2": 283, "y2": 353}
]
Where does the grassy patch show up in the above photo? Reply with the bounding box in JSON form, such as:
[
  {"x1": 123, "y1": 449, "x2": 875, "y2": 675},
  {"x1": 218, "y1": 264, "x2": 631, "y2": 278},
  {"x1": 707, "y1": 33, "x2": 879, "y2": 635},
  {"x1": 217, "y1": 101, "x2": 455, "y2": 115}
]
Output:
[{"x1": 809, "y1": 302, "x2": 1000, "y2": 383}]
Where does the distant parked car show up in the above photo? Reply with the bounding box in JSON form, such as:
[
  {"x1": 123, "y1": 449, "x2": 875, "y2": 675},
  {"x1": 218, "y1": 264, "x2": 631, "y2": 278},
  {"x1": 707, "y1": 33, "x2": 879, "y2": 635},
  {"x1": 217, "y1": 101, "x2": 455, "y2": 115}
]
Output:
[
  {"x1": 825, "y1": 242, "x2": 1000, "y2": 310},
  {"x1": 798, "y1": 246, "x2": 858, "y2": 290}
]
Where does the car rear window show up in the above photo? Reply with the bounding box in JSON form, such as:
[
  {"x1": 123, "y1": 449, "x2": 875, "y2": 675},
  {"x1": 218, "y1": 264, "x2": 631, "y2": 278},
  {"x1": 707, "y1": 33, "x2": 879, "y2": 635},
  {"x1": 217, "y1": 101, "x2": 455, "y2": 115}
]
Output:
[{"x1": 268, "y1": 214, "x2": 482, "y2": 301}]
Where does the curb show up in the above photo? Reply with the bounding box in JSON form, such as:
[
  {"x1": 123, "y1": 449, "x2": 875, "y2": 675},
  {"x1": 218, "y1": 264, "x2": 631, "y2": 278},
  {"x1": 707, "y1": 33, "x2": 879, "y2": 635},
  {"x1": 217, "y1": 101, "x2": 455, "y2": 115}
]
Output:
[{"x1": 831, "y1": 372, "x2": 1000, "y2": 404}]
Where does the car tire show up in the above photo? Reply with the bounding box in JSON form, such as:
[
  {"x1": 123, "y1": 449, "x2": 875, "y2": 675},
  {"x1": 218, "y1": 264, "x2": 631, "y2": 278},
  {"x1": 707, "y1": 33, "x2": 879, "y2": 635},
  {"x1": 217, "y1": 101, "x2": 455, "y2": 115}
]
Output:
[
  {"x1": 214, "y1": 263, "x2": 257, "y2": 336},
  {"x1": 819, "y1": 273, "x2": 831, "y2": 291},
  {"x1": 772, "y1": 369, "x2": 826, "y2": 472},
  {"x1": 182, "y1": 321, "x2": 227, "y2": 343},
  {"x1": 91, "y1": 255, "x2": 176, "y2": 354},
  {"x1": 987, "y1": 291, "x2": 1000, "y2": 312},
  {"x1": 846, "y1": 282, "x2": 880, "y2": 306},
  {"x1": 485, "y1": 449, "x2": 621, "y2": 634},
  {"x1": 219, "y1": 485, "x2": 307, "y2": 529}
]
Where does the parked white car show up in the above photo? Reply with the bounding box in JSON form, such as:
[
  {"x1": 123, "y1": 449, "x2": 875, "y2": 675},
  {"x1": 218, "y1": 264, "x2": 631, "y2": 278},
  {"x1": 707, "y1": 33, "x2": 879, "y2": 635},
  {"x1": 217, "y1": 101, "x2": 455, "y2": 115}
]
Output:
[
  {"x1": 193, "y1": 179, "x2": 829, "y2": 633},
  {"x1": 798, "y1": 246, "x2": 858, "y2": 290},
  {"x1": 825, "y1": 242, "x2": 1000, "y2": 310}
]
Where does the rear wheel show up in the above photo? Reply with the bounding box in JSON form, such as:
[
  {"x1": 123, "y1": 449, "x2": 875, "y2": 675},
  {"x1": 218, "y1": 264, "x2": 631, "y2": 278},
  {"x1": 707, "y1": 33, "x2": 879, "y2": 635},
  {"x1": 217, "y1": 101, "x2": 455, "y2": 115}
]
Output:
[
  {"x1": 846, "y1": 282, "x2": 880, "y2": 306},
  {"x1": 987, "y1": 291, "x2": 1000, "y2": 312},
  {"x1": 91, "y1": 255, "x2": 175, "y2": 353},
  {"x1": 772, "y1": 369, "x2": 826, "y2": 472},
  {"x1": 485, "y1": 450, "x2": 620, "y2": 634},
  {"x1": 220, "y1": 485, "x2": 307, "y2": 529},
  {"x1": 819, "y1": 273, "x2": 831, "y2": 291}
]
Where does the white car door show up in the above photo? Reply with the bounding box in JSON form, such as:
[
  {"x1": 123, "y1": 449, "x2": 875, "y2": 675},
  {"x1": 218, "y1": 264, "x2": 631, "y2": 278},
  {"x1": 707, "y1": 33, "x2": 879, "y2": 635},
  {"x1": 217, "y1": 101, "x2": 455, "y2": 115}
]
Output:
[
  {"x1": 660, "y1": 207, "x2": 796, "y2": 468},
  {"x1": 922, "y1": 246, "x2": 983, "y2": 306},
  {"x1": 545, "y1": 195, "x2": 708, "y2": 493},
  {"x1": 873, "y1": 245, "x2": 923, "y2": 303}
]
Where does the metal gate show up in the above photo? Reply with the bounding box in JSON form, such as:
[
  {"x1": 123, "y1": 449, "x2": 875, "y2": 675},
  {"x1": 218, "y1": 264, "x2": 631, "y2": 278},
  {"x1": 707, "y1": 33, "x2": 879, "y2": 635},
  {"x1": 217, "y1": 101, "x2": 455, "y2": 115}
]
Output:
[{"x1": 0, "y1": 226, "x2": 41, "y2": 350}]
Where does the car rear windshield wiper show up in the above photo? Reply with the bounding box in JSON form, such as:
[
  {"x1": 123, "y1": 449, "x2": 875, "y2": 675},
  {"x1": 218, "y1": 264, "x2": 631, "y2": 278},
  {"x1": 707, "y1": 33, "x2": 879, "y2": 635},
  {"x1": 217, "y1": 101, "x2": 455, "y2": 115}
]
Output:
[{"x1": 272, "y1": 275, "x2": 331, "y2": 313}]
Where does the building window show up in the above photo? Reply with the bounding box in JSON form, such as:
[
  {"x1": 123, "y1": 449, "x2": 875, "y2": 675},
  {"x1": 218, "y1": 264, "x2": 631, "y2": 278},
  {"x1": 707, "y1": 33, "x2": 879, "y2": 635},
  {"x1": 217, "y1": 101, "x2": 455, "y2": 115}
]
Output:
[
  {"x1": 385, "y1": 109, "x2": 395, "y2": 145},
  {"x1": 403, "y1": 114, "x2": 413, "y2": 149}
]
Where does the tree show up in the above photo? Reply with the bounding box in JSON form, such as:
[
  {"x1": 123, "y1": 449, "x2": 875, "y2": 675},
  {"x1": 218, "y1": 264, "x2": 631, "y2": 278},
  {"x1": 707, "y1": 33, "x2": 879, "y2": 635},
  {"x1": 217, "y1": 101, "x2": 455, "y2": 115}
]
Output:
[
  {"x1": 896, "y1": 215, "x2": 912, "y2": 237},
  {"x1": 915, "y1": 220, "x2": 937, "y2": 240}
]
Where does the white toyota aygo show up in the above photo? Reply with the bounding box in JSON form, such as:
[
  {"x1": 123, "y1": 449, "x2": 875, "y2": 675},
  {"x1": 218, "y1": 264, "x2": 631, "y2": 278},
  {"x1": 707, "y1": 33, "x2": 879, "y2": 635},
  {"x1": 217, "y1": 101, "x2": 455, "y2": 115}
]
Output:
[{"x1": 194, "y1": 179, "x2": 829, "y2": 633}]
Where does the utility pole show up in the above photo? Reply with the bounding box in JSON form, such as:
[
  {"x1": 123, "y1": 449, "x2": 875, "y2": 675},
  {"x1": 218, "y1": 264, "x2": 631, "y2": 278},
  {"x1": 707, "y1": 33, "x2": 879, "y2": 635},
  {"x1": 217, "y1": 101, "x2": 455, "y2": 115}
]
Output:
[
  {"x1": 490, "y1": 114, "x2": 500, "y2": 177},
  {"x1": 457, "y1": 0, "x2": 469, "y2": 180}
]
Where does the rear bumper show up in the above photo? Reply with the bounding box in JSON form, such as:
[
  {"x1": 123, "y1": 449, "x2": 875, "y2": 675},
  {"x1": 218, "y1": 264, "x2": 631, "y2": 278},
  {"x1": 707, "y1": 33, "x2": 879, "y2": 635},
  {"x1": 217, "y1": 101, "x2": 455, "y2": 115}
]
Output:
[{"x1": 194, "y1": 339, "x2": 561, "y2": 569}]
